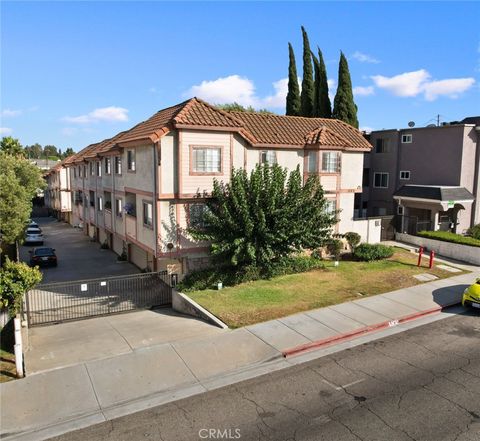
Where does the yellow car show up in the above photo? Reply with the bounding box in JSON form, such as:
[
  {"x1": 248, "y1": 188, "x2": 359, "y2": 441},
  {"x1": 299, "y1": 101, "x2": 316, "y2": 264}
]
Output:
[{"x1": 462, "y1": 279, "x2": 480, "y2": 309}]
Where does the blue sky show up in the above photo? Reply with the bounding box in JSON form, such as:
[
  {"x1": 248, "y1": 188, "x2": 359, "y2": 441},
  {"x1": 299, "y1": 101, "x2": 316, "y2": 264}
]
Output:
[{"x1": 1, "y1": 1, "x2": 479, "y2": 151}]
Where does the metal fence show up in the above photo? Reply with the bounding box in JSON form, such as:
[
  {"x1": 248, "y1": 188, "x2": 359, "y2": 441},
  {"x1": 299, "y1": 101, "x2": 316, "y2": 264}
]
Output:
[{"x1": 25, "y1": 271, "x2": 172, "y2": 327}]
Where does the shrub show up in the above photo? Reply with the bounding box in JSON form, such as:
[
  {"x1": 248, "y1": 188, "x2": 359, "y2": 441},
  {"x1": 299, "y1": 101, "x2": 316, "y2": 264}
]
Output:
[
  {"x1": 311, "y1": 248, "x2": 323, "y2": 260},
  {"x1": 417, "y1": 230, "x2": 480, "y2": 248},
  {"x1": 100, "y1": 240, "x2": 109, "y2": 250},
  {"x1": 353, "y1": 243, "x2": 394, "y2": 262},
  {"x1": 467, "y1": 224, "x2": 480, "y2": 240},
  {"x1": 177, "y1": 256, "x2": 325, "y2": 292},
  {"x1": 326, "y1": 239, "x2": 343, "y2": 260},
  {"x1": 344, "y1": 232, "x2": 361, "y2": 252}
]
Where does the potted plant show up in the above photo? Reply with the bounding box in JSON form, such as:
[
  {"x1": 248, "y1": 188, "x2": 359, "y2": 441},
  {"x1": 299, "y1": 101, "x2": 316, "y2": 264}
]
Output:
[{"x1": 124, "y1": 203, "x2": 135, "y2": 216}]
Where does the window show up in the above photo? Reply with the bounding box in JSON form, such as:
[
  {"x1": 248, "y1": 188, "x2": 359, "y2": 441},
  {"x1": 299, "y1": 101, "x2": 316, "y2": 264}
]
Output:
[
  {"x1": 188, "y1": 203, "x2": 208, "y2": 229},
  {"x1": 115, "y1": 156, "x2": 122, "y2": 174},
  {"x1": 307, "y1": 150, "x2": 317, "y2": 173},
  {"x1": 89, "y1": 162, "x2": 94, "y2": 176},
  {"x1": 96, "y1": 161, "x2": 102, "y2": 177},
  {"x1": 89, "y1": 191, "x2": 95, "y2": 207},
  {"x1": 127, "y1": 150, "x2": 136, "y2": 171},
  {"x1": 105, "y1": 157, "x2": 111, "y2": 174},
  {"x1": 375, "y1": 138, "x2": 389, "y2": 153},
  {"x1": 143, "y1": 201, "x2": 153, "y2": 227},
  {"x1": 325, "y1": 199, "x2": 337, "y2": 215},
  {"x1": 401, "y1": 134, "x2": 412, "y2": 143},
  {"x1": 373, "y1": 172, "x2": 389, "y2": 188},
  {"x1": 83, "y1": 165, "x2": 87, "y2": 177},
  {"x1": 400, "y1": 170, "x2": 410, "y2": 180},
  {"x1": 321, "y1": 151, "x2": 340, "y2": 173},
  {"x1": 397, "y1": 205, "x2": 404, "y2": 215},
  {"x1": 73, "y1": 167, "x2": 76, "y2": 178},
  {"x1": 362, "y1": 168, "x2": 370, "y2": 187},
  {"x1": 192, "y1": 147, "x2": 221, "y2": 173},
  {"x1": 260, "y1": 150, "x2": 277, "y2": 165},
  {"x1": 97, "y1": 196, "x2": 103, "y2": 211},
  {"x1": 115, "y1": 198, "x2": 123, "y2": 217}
]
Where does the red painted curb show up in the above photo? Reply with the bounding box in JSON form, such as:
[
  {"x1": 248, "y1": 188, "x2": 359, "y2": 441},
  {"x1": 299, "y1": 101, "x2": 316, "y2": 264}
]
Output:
[{"x1": 282, "y1": 301, "x2": 460, "y2": 358}]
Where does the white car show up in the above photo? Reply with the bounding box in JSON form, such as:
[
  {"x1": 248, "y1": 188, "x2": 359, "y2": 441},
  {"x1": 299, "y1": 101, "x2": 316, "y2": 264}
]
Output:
[
  {"x1": 28, "y1": 220, "x2": 38, "y2": 228},
  {"x1": 24, "y1": 231, "x2": 44, "y2": 245}
]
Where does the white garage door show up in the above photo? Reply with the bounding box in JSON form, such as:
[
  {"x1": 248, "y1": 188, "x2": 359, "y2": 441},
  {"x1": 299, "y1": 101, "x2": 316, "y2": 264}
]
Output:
[
  {"x1": 113, "y1": 234, "x2": 124, "y2": 256},
  {"x1": 130, "y1": 243, "x2": 148, "y2": 270}
]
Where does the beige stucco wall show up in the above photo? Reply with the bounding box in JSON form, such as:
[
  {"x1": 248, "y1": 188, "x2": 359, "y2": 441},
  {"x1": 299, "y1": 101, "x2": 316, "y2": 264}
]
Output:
[
  {"x1": 159, "y1": 201, "x2": 177, "y2": 253},
  {"x1": 232, "y1": 134, "x2": 246, "y2": 169},
  {"x1": 122, "y1": 145, "x2": 155, "y2": 191},
  {"x1": 160, "y1": 133, "x2": 177, "y2": 195},
  {"x1": 135, "y1": 193, "x2": 155, "y2": 250},
  {"x1": 341, "y1": 152, "x2": 364, "y2": 190}
]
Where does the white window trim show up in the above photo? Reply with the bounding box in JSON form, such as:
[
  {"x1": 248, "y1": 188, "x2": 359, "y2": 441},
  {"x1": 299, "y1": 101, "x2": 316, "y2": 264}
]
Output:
[
  {"x1": 397, "y1": 205, "x2": 404, "y2": 215},
  {"x1": 399, "y1": 170, "x2": 411, "y2": 180},
  {"x1": 401, "y1": 134, "x2": 412, "y2": 143},
  {"x1": 373, "y1": 172, "x2": 389, "y2": 188},
  {"x1": 321, "y1": 151, "x2": 341, "y2": 173}
]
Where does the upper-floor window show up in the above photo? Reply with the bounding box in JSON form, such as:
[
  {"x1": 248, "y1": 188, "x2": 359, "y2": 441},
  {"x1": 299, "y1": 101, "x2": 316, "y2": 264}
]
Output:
[
  {"x1": 401, "y1": 134, "x2": 412, "y2": 143},
  {"x1": 260, "y1": 150, "x2": 277, "y2": 165},
  {"x1": 375, "y1": 138, "x2": 390, "y2": 153},
  {"x1": 307, "y1": 150, "x2": 317, "y2": 173},
  {"x1": 362, "y1": 168, "x2": 370, "y2": 187},
  {"x1": 143, "y1": 201, "x2": 153, "y2": 227},
  {"x1": 97, "y1": 196, "x2": 103, "y2": 211},
  {"x1": 191, "y1": 146, "x2": 222, "y2": 174},
  {"x1": 83, "y1": 165, "x2": 87, "y2": 177},
  {"x1": 89, "y1": 162, "x2": 94, "y2": 176},
  {"x1": 73, "y1": 167, "x2": 77, "y2": 178},
  {"x1": 127, "y1": 150, "x2": 136, "y2": 172},
  {"x1": 105, "y1": 157, "x2": 111, "y2": 174},
  {"x1": 96, "y1": 161, "x2": 102, "y2": 177},
  {"x1": 373, "y1": 172, "x2": 389, "y2": 188},
  {"x1": 325, "y1": 199, "x2": 337, "y2": 215},
  {"x1": 321, "y1": 151, "x2": 340, "y2": 173},
  {"x1": 400, "y1": 170, "x2": 411, "y2": 180},
  {"x1": 188, "y1": 203, "x2": 208, "y2": 229},
  {"x1": 89, "y1": 190, "x2": 95, "y2": 207},
  {"x1": 78, "y1": 166, "x2": 81, "y2": 178},
  {"x1": 115, "y1": 198, "x2": 123, "y2": 217},
  {"x1": 115, "y1": 156, "x2": 122, "y2": 175}
]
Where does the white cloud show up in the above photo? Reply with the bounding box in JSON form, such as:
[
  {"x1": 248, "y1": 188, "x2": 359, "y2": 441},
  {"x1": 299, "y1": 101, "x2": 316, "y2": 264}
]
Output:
[
  {"x1": 0, "y1": 127, "x2": 13, "y2": 135},
  {"x1": 61, "y1": 127, "x2": 77, "y2": 136},
  {"x1": 62, "y1": 106, "x2": 129, "y2": 124},
  {"x1": 1, "y1": 109, "x2": 22, "y2": 117},
  {"x1": 371, "y1": 69, "x2": 475, "y2": 100},
  {"x1": 423, "y1": 78, "x2": 476, "y2": 101},
  {"x1": 261, "y1": 78, "x2": 289, "y2": 108},
  {"x1": 353, "y1": 86, "x2": 375, "y2": 97},
  {"x1": 352, "y1": 51, "x2": 380, "y2": 64}
]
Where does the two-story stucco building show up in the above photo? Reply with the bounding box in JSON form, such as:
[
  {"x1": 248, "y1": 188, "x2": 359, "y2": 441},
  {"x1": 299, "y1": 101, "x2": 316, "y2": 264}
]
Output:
[
  {"x1": 46, "y1": 98, "x2": 374, "y2": 276},
  {"x1": 362, "y1": 118, "x2": 480, "y2": 235},
  {"x1": 44, "y1": 161, "x2": 72, "y2": 223}
]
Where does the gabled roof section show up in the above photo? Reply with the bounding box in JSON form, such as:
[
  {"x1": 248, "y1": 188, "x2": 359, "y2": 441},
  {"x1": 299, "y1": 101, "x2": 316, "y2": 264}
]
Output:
[
  {"x1": 304, "y1": 125, "x2": 353, "y2": 147},
  {"x1": 394, "y1": 185, "x2": 475, "y2": 202}
]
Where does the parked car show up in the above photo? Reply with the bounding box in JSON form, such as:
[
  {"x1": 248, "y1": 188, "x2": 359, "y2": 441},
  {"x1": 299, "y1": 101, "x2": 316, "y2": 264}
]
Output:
[
  {"x1": 462, "y1": 279, "x2": 480, "y2": 309},
  {"x1": 26, "y1": 226, "x2": 42, "y2": 234},
  {"x1": 28, "y1": 220, "x2": 38, "y2": 228},
  {"x1": 24, "y1": 231, "x2": 44, "y2": 245},
  {"x1": 29, "y1": 247, "x2": 57, "y2": 267}
]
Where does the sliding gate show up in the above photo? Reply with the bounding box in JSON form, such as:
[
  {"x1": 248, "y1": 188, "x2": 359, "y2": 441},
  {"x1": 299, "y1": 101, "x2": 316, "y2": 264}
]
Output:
[{"x1": 26, "y1": 271, "x2": 172, "y2": 327}]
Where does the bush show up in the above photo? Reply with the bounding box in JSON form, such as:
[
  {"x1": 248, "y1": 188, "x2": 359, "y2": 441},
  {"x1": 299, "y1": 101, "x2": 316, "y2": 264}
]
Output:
[
  {"x1": 177, "y1": 256, "x2": 325, "y2": 292},
  {"x1": 467, "y1": 224, "x2": 480, "y2": 240},
  {"x1": 326, "y1": 239, "x2": 343, "y2": 260},
  {"x1": 417, "y1": 230, "x2": 480, "y2": 248},
  {"x1": 344, "y1": 232, "x2": 361, "y2": 252},
  {"x1": 353, "y1": 243, "x2": 394, "y2": 262}
]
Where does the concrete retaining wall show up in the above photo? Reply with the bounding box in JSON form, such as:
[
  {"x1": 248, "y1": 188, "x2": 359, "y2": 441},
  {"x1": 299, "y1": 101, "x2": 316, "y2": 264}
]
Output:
[
  {"x1": 172, "y1": 290, "x2": 228, "y2": 329},
  {"x1": 396, "y1": 232, "x2": 480, "y2": 265}
]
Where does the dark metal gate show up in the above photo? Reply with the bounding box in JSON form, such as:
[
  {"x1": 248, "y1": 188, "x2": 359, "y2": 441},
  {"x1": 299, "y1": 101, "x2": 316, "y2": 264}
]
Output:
[
  {"x1": 26, "y1": 271, "x2": 172, "y2": 327},
  {"x1": 380, "y1": 215, "x2": 396, "y2": 241}
]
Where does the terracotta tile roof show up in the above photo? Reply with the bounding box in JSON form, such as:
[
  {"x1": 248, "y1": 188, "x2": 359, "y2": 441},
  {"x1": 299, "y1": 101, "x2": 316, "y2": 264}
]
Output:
[
  {"x1": 70, "y1": 142, "x2": 101, "y2": 164},
  {"x1": 229, "y1": 112, "x2": 371, "y2": 150},
  {"x1": 83, "y1": 131, "x2": 127, "y2": 159}
]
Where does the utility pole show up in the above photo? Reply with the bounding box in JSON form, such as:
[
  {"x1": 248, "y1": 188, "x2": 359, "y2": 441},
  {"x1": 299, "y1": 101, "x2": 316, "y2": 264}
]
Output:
[{"x1": 437, "y1": 114, "x2": 440, "y2": 127}]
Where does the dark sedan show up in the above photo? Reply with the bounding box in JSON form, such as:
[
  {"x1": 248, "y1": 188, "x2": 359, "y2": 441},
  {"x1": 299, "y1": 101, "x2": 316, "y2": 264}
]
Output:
[{"x1": 29, "y1": 247, "x2": 57, "y2": 267}]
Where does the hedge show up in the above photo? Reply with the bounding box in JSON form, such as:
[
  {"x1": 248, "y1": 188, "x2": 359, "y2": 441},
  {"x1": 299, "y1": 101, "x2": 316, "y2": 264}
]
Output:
[
  {"x1": 417, "y1": 230, "x2": 480, "y2": 248},
  {"x1": 353, "y1": 243, "x2": 394, "y2": 262}
]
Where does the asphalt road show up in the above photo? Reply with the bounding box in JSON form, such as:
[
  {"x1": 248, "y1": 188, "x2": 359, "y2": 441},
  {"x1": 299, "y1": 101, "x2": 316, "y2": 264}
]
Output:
[{"x1": 49, "y1": 310, "x2": 480, "y2": 441}]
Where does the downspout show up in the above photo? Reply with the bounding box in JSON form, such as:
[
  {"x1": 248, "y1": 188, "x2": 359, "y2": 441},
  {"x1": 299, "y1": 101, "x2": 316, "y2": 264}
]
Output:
[{"x1": 153, "y1": 142, "x2": 159, "y2": 271}]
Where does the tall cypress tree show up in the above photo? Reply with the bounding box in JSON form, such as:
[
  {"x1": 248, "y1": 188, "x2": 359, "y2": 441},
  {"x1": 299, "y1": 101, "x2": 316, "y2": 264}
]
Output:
[
  {"x1": 300, "y1": 26, "x2": 315, "y2": 117},
  {"x1": 316, "y1": 48, "x2": 332, "y2": 118},
  {"x1": 332, "y1": 52, "x2": 358, "y2": 128},
  {"x1": 286, "y1": 43, "x2": 301, "y2": 116}
]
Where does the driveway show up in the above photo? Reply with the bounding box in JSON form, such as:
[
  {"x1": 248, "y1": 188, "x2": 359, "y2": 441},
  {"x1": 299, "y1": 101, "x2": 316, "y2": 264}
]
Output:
[{"x1": 20, "y1": 217, "x2": 139, "y2": 283}]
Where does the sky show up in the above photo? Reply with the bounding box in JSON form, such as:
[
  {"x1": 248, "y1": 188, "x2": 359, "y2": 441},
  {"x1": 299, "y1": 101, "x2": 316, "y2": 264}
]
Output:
[{"x1": 1, "y1": 1, "x2": 479, "y2": 152}]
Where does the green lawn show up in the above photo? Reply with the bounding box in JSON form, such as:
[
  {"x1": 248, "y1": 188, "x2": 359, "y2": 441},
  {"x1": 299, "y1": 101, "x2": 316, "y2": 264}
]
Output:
[{"x1": 188, "y1": 249, "x2": 467, "y2": 328}]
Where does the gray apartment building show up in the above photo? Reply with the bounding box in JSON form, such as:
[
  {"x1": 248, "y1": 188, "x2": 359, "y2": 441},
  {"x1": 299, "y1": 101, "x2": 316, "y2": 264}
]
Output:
[{"x1": 361, "y1": 117, "x2": 480, "y2": 235}]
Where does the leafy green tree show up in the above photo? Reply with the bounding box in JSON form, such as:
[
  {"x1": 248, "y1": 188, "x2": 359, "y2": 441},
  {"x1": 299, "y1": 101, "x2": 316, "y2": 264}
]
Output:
[
  {"x1": 344, "y1": 231, "x2": 361, "y2": 252},
  {"x1": 62, "y1": 147, "x2": 75, "y2": 159},
  {"x1": 0, "y1": 258, "x2": 42, "y2": 315},
  {"x1": 300, "y1": 26, "x2": 315, "y2": 117},
  {"x1": 216, "y1": 103, "x2": 273, "y2": 114},
  {"x1": 0, "y1": 153, "x2": 45, "y2": 254},
  {"x1": 312, "y1": 48, "x2": 332, "y2": 118},
  {"x1": 189, "y1": 164, "x2": 337, "y2": 269},
  {"x1": 333, "y1": 52, "x2": 359, "y2": 128},
  {"x1": 24, "y1": 143, "x2": 43, "y2": 159},
  {"x1": 286, "y1": 43, "x2": 301, "y2": 116},
  {"x1": 43, "y1": 145, "x2": 58, "y2": 158},
  {"x1": 0, "y1": 137, "x2": 24, "y2": 156}
]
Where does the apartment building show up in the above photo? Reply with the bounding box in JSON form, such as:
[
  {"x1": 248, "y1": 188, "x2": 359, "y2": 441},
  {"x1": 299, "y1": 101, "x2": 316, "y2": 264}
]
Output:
[
  {"x1": 48, "y1": 98, "x2": 373, "y2": 276},
  {"x1": 362, "y1": 118, "x2": 480, "y2": 234},
  {"x1": 44, "y1": 161, "x2": 72, "y2": 223}
]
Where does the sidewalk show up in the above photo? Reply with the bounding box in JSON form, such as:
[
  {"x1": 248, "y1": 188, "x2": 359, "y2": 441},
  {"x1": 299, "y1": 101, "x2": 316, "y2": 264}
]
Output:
[{"x1": 1, "y1": 268, "x2": 478, "y2": 441}]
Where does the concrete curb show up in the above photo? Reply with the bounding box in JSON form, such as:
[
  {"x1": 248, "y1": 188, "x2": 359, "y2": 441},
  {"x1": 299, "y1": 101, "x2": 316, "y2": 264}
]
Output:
[
  {"x1": 282, "y1": 301, "x2": 461, "y2": 358},
  {"x1": 172, "y1": 290, "x2": 229, "y2": 329}
]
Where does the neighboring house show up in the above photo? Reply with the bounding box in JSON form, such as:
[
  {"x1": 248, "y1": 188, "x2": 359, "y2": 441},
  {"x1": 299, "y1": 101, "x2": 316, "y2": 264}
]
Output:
[
  {"x1": 48, "y1": 98, "x2": 374, "y2": 276},
  {"x1": 44, "y1": 161, "x2": 72, "y2": 222},
  {"x1": 362, "y1": 118, "x2": 480, "y2": 235}
]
